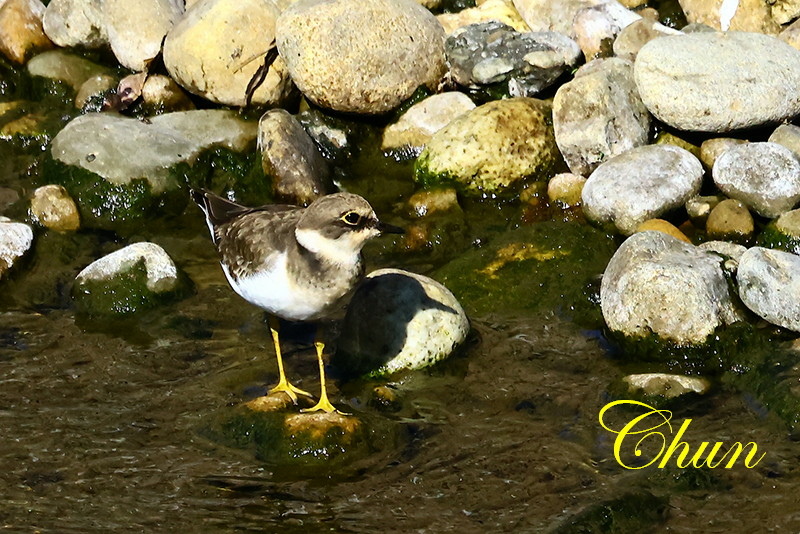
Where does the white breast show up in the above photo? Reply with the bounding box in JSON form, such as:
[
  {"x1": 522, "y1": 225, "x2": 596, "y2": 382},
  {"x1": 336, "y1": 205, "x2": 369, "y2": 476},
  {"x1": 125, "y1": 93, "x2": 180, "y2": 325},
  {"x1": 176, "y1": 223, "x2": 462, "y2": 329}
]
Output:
[{"x1": 220, "y1": 252, "x2": 344, "y2": 321}]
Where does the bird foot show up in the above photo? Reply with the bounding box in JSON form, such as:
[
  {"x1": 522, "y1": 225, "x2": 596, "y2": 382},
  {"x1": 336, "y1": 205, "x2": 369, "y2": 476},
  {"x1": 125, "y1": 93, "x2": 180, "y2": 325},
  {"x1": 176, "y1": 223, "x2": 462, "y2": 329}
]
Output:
[
  {"x1": 269, "y1": 380, "x2": 313, "y2": 404},
  {"x1": 301, "y1": 396, "x2": 349, "y2": 415}
]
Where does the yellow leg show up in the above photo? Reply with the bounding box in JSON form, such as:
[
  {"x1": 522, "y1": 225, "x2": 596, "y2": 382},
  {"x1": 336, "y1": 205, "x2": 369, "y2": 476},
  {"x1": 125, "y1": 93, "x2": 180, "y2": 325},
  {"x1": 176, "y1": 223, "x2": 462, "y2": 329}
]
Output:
[
  {"x1": 301, "y1": 341, "x2": 346, "y2": 414},
  {"x1": 267, "y1": 316, "x2": 312, "y2": 403}
]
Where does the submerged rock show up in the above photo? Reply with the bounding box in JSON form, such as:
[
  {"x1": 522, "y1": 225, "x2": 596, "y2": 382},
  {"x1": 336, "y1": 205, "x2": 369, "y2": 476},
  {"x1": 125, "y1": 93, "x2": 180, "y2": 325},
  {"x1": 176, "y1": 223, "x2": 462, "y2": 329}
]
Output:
[
  {"x1": 712, "y1": 142, "x2": 800, "y2": 218},
  {"x1": 414, "y1": 97, "x2": 560, "y2": 197},
  {"x1": 738, "y1": 247, "x2": 800, "y2": 332},
  {"x1": 258, "y1": 109, "x2": 331, "y2": 206},
  {"x1": 0, "y1": 218, "x2": 33, "y2": 279},
  {"x1": 27, "y1": 50, "x2": 113, "y2": 92},
  {"x1": 163, "y1": 0, "x2": 292, "y2": 107},
  {"x1": 276, "y1": 0, "x2": 445, "y2": 114},
  {"x1": 446, "y1": 21, "x2": 581, "y2": 98},
  {"x1": 624, "y1": 373, "x2": 711, "y2": 399},
  {"x1": 49, "y1": 110, "x2": 257, "y2": 229},
  {"x1": 336, "y1": 269, "x2": 469, "y2": 377},
  {"x1": 601, "y1": 231, "x2": 745, "y2": 344},
  {"x1": 582, "y1": 145, "x2": 703, "y2": 234},
  {"x1": 634, "y1": 32, "x2": 800, "y2": 132},
  {"x1": 547, "y1": 173, "x2": 586, "y2": 207},
  {"x1": 73, "y1": 242, "x2": 190, "y2": 315},
  {"x1": 29, "y1": 185, "x2": 80, "y2": 232},
  {"x1": 553, "y1": 57, "x2": 650, "y2": 176}
]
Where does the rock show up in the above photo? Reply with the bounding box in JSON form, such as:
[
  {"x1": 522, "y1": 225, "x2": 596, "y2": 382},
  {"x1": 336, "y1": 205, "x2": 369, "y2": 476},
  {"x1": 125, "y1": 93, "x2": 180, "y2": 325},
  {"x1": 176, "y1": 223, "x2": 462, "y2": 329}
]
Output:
[
  {"x1": 705, "y1": 198, "x2": 754, "y2": 242},
  {"x1": 678, "y1": 0, "x2": 781, "y2": 33},
  {"x1": 27, "y1": 50, "x2": 113, "y2": 92},
  {"x1": 780, "y1": 17, "x2": 800, "y2": 50},
  {"x1": 381, "y1": 92, "x2": 475, "y2": 159},
  {"x1": 512, "y1": 0, "x2": 639, "y2": 38},
  {"x1": 582, "y1": 145, "x2": 703, "y2": 234},
  {"x1": 547, "y1": 172, "x2": 586, "y2": 207},
  {"x1": 572, "y1": 5, "x2": 619, "y2": 60},
  {"x1": 612, "y1": 18, "x2": 680, "y2": 62},
  {"x1": 0, "y1": 188, "x2": 20, "y2": 213},
  {"x1": 437, "y1": 0, "x2": 530, "y2": 34},
  {"x1": 698, "y1": 240, "x2": 748, "y2": 262},
  {"x1": 445, "y1": 21, "x2": 581, "y2": 98},
  {"x1": 654, "y1": 131, "x2": 701, "y2": 159},
  {"x1": 601, "y1": 231, "x2": 745, "y2": 344},
  {"x1": 258, "y1": 109, "x2": 331, "y2": 206},
  {"x1": 42, "y1": 0, "x2": 106, "y2": 48},
  {"x1": 553, "y1": 57, "x2": 650, "y2": 176},
  {"x1": 771, "y1": 0, "x2": 800, "y2": 25},
  {"x1": 686, "y1": 195, "x2": 724, "y2": 227},
  {"x1": 757, "y1": 209, "x2": 800, "y2": 255},
  {"x1": 634, "y1": 219, "x2": 691, "y2": 243},
  {"x1": 276, "y1": 0, "x2": 445, "y2": 114},
  {"x1": 73, "y1": 242, "x2": 189, "y2": 315},
  {"x1": 0, "y1": 218, "x2": 33, "y2": 279},
  {"x1": 163, "y1": 0, "x2": 292, "y2": 107},
  {"x1": 0, "y1": 0, "x2": 51, "y2": 64},
  {"x1": 295, "y1": 108, "x2": 361, "y2": 165},
  {"x1": 634, "y1": 32, "x2": 800, "y2": 132},
  {"x1": 738, "y1": 247, "x2": 800, "y2": 331},
  {"x1": 624, "y1": 373, "x2": 711, "y2": 398},
  {"x1": 30, "y1": 184, "x2": 80, "y2": 231},
  {"x1": 769, "y1": 123, "x2": 800, "y2": 159},
  {"x1": 712, "y1": 142, "x2": 800, "y2": 218},
  {"x1": 104, "y1": 0, "x2": 182, "y2": 72},
  {"x1": 75, "y1": 73, "x2": 116, "y2": 109},
  {"x1": 407, "y1": 188, "x2": 460, "y2": 218},
  {"x1": 415, "y1": 97, "x2": 560, "y2": 197},
  {"x1": 699, "y1": 137, "x2": 747, "y2": 170},
  {"x1": 140, "y1": 74, "x2": 196, "y2": 114},
  {"x1": 336, "y1": 269, "x2": 469, "y2": 377},
  {"x1": 49, "y1": 110, "x2": 257, "y2": 229}
]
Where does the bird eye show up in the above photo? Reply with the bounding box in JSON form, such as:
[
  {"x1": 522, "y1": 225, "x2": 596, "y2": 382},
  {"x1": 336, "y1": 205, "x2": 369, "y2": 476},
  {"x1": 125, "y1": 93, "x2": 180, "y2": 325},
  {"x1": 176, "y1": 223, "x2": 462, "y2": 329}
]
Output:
[{"x1": 341, "y1": 211, "x2": 361, "y2": 226}]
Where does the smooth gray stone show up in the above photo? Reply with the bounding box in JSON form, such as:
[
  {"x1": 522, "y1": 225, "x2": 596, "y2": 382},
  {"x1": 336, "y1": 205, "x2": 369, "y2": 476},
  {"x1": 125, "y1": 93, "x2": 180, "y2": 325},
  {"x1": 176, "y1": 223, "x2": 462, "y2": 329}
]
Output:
[{"x1": 738, "y1": 247, "x2": 800, "y2": 332}]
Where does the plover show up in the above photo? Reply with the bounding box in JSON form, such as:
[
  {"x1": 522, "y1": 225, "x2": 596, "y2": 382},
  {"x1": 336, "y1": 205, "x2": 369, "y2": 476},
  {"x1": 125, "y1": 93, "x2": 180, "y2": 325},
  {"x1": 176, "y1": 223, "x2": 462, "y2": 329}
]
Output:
[{"x1": 191, "y1": 189, "x2": 402, "y2": 413}]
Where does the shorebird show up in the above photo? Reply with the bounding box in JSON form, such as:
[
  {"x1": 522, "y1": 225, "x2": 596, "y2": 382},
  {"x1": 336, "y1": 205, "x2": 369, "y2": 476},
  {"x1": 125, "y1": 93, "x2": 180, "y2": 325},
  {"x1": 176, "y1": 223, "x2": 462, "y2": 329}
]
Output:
[{"x1": 191, "y1": 189, "x2": 402, "y2": 413}]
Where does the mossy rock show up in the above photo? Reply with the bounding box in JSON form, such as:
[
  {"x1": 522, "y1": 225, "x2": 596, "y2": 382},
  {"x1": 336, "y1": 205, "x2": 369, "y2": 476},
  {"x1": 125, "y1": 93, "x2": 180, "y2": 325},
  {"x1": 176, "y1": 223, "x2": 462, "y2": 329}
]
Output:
[
  {"x1": 204, "y1": 399, "x2": 402, "y2": 475},
  {"x1": 757, "y1": 209, "x2": 800, "y2": 255},
  {"x1": 414, "y1": 98, "x2": 563, "y2": 198},
  {"x1": 73, "y1": 243, "x2": 193, "y2": 316},
  {"x1": 433, "y1": 221, "x2": 617, "y2": 321}
]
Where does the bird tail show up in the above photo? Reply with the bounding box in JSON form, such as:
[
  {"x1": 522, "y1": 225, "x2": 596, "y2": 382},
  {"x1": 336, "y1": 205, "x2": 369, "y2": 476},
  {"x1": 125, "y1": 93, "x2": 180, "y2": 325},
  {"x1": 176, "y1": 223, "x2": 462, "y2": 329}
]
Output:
[{"x1": 190, "y1": 189, "x2": 249, "y2": 245}]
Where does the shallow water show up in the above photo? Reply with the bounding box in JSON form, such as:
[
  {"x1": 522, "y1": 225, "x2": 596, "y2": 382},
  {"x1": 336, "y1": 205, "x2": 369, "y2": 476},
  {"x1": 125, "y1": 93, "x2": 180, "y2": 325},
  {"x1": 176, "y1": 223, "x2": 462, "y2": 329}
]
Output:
[{"x1": 3, "y1": 266, "x2": 800, "y2": 532}]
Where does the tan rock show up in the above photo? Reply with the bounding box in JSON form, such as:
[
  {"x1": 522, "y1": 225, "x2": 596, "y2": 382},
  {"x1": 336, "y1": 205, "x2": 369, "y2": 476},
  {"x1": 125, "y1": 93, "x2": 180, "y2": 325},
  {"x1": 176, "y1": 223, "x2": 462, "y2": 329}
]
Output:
[
  {"x1": 30, "y1": 185, "x2": 80, "y2": 232},
  {"x1": 547, "y1": 173, "x2": 586, "y2": 207},
  {"x1": 437, "y1": 0, "x2": 530, "y2": 34},
  {"x1": 699, "y1": 138, "x2": 748, "y2": 170},
  {"x1": 678, "y1": 0, "x2": 781, "y2": 34},
  {"x1": 635, "y1": 219, "x2": 692, "y2": 243},
  {"x1": 706, "y1": 198, "x2": 754, "y2": 240},
  {"x1": 382, "y1": 92, "x2": 475, "y2": 155},
  {"x1": 0, "y1": 0, "x2": 51, "y2": 64}
]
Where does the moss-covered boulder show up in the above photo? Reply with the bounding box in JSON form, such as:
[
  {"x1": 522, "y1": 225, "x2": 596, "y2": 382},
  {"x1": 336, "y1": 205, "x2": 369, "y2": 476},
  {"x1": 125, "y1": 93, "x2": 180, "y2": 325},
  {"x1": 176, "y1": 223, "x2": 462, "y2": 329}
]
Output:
[
  {"x1": 47, "y1": 110, "x2": 258, "y2": 230},
  {"x1": 204, "y1": 396, "x2": 401, "y2": 474},
  {"x1": 73, "y1": 242, "x2": 191, "y2": 316},
  {"x1": 414, "y1": 97, "x2": 562, "y2": 198},
  {"x1": 336, "y1": 269, "x2": 469, "y2": 378}
]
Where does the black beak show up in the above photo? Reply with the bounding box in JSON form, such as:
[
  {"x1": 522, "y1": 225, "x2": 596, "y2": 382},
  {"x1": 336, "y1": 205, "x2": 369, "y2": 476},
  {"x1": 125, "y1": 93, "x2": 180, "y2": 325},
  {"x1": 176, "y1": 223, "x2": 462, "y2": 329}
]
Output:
[{"x1": 376, "y1": 220, "x2": 404, "y2": 235}]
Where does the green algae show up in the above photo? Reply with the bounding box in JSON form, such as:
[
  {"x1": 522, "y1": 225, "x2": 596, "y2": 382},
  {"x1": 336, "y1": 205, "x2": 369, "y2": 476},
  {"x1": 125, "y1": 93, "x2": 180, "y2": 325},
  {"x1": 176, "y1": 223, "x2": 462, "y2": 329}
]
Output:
[
  {"x1": 549, "y1": 491, "x2": 669, "y2": 533},
  {"x1": 72, "y1": 257, "x2": 193, "y2": 316},
  {"x1": 756, "y1": 222, "x2": 800, "y2": 255}
]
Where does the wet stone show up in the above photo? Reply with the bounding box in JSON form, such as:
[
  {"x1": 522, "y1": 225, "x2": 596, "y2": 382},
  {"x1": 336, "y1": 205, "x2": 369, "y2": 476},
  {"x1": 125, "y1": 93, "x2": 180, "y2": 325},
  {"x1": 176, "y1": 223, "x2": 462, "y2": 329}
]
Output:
[
  {"x1": 407, "y1": 188, "x2": 460, "y2": 218},
  {"x1": 29, "y1": 184, "x2": 80, "y2": 232},
  {"x1": 699, "y1": 138, "x2": 747, "y2": 170},
  {"x1": 414, "y1": 97, "x2": 560, "y2": 197},
  {"x1": 336, "y1": 269, "x2": 469, "y2": 377},
  {"x1": 382, "y1": 92, "x2": 476, "y2": 159},
  {"x1": 712, "y1": 142, "x2": 800, "y2": 218},
  {"x1": 582, "y1": 144, "x2": 703, "y2": 235},
  {"x1": 757, "y1": 209, "x2": 800, "y2": 256},
  {"x1": 446, "y1": 21, "x2": 581, "y2": 98},
  {"x1": 705, "y1": 199, "x2": 754, "y2": 242},
  {"x1": 768, "y1": 123, "x2": 800, "y2": 160},
  {"x1": 27, "y1": 49, "x2": 113, "y2": 92},
  {"x1": 75, "y1": 73, "x2": 116, "y2": 109},
  {"x1": 738, "y1": 247, "x2": 800, "y2": 332},
  {"x1": 258, "y1": 109, "x2": 331, "y2": 206},
  {"x1": 600, "y1": 231, "x2": 745, "y2": 344},
  {"x1": 686, "y1": 194, "x2": 724, "y2": 227},
  {"x1": 553, "y1": 57, "x2": 650, "y2": 176},
  {"x1": 296, "y1": 108, "x2": 361, "y2": 165},
  {"x1": 73, "y1": 242, "x2": 190, "y2": 315},
  {"x1": 624, "y1": 373, "x2": 711, "y2": 399},
  {"x1": 0, "y1": 217, "x2": 33, "y2": 279},
  {"x1": 547, "y1": 173, "x2": 585, "y2": 207},
  {"x1": 0, "y1": 0, "x2": 52, "y2": 64},
  {"x1": 140, "y1": 74, "x2": 195, "y2": 114},
  {"x1": 634, "y1": 219, "x2": 691, "y2": 243}
]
